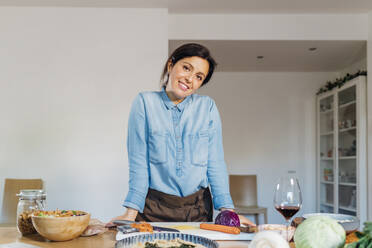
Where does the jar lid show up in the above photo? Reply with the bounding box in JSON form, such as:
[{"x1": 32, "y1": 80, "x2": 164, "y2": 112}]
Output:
[{"x1": 17, "y1": 189, "x2": 46, "y2": 200}]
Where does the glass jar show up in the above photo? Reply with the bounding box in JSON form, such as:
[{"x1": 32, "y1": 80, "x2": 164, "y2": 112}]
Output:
[{"x1": 16, "y1": 189, "x2": 46, "y2": 235}]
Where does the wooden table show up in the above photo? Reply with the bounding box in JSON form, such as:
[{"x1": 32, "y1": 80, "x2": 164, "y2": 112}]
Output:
[{"x1": 0, "y1": 226, "x2": 250, "y2": 248}]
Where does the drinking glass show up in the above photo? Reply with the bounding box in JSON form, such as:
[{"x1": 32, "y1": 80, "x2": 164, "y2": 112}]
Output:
[{"x1": 274, "y1": 176, "x2": 302, "y2": 241}]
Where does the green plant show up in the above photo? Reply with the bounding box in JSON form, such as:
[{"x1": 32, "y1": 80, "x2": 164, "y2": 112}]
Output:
[{"x1": 346, "y1": 222, "x2": 372, "y2": 248}]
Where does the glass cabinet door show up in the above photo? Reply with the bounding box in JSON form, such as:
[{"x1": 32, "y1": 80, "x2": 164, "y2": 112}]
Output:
[
  {"x1": 319, "y1": 95, "x2": 334, "y2": 213},
  {"x1": 317, "y1": 76, "x2": 367, "y2": 224},
  {"x1": 337, "y1": 85, "x2": 357, "y2": 216}
]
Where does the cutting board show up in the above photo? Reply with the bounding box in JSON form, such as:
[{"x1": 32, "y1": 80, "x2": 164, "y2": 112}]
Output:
[{"x1": 116, "y1": 222, "x2": 255, "y2": 241}]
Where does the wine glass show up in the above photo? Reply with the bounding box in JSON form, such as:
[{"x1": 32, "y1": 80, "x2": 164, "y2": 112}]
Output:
[{"x1": 274, "y1": 175, "x2": 302, "y2": 241}]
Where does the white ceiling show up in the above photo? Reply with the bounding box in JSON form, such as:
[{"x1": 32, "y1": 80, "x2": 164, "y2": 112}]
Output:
[
  {"x1": 169, "y1": 40, "x2": 366, "y2": 72},
  {"x1": 0, "y1": 0, "x2": 371, "y2": 14}
]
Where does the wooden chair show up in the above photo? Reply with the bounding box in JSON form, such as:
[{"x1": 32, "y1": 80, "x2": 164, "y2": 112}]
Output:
[
  {"x1": 1, "y1": 178, "x2": 43, "y2": 224},
  {"x1": 229, "y1": 175, "x2": 268, "y2": 225}
]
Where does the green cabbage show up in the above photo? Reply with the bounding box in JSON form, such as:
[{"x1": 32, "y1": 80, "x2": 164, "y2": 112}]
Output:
[{"x1": 294, "y1": 216, "x2": 345, "y2": 248}]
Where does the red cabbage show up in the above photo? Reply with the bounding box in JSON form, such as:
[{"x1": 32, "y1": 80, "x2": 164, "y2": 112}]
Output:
[{"x1": 215, "y1": 210, "x2": 240, "y2": 227}]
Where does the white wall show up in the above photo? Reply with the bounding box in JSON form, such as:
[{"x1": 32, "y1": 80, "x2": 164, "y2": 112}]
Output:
[
  {"x1": 0, "y1": 7, "x2": 168, "y2": 222},
  {"x1": 199, "y1": 72, "x2": 337, "y2": 224},
  {"x1": 339, "y1": 57, "x2": 367, "y2": 76},
  {"x1": 338, "y1": 44, "x2": 367, "y2": 76},
  {"x1": 169, "y1": 14, "x2": 368, "y2": 40}
]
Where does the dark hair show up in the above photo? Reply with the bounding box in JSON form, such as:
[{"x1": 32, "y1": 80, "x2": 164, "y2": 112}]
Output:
[{"x1": 160, "y1": 43, "x2": 217, "y2": 87}]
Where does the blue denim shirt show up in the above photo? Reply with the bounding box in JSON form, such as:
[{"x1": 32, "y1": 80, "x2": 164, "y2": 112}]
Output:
[{"x1": 123, "y1": 89, "x2": 234, "y2": 212}]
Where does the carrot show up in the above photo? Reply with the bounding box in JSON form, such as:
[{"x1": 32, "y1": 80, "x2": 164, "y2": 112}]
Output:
[
  {"x1": 131, "y1": 222, "x2": 153, "y2": 233},
  {"x1": 200, "y1": 223, "x2": 240, "y2": 234}
]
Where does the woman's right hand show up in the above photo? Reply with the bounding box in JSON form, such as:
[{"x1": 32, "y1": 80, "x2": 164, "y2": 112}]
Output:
[{"x1": 105, "y1": 208, "x2": 139, "y2": 228}]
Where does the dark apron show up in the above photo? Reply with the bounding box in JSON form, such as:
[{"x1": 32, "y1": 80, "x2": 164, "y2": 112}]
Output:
[{"x1": 136, "y1": 187, "x2": 213, "y2": 222}]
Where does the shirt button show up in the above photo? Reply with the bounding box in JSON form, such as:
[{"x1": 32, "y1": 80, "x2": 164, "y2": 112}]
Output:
[{"x1": 178, "y1": 148, "x2": 182, "y2": 152}]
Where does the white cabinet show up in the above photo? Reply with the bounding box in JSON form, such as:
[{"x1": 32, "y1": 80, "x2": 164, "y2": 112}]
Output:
[{"x1": 316, "y1": 75, "x2": 367, "y2": 224}]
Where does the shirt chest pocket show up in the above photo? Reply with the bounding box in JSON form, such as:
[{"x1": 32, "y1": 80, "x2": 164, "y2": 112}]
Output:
[
  {"x1": 148, "y1": 132, "x2": 168, "y2": 164},
  {"x1": 189, "y1": 130, "x2": 209, "y2": 167}
]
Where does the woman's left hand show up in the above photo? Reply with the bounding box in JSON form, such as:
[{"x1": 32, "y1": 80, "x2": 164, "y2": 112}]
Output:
[{"x1": 238, "y1": 214, "x2": 256, "y2": 227}]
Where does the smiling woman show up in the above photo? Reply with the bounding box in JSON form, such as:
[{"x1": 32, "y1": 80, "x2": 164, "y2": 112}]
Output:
[
  {"x1": 160, "y1": 44, "x2": 216, "y2": 104},
  {"x1": 107, "y1": 43, "x2": 255, "y2": 227},
  {"x1": 164, "y1": 56, "x2": 210, "y2": 104},
  {"x1": 161, "y1": 43, "x2": 216, "y2": 88}
]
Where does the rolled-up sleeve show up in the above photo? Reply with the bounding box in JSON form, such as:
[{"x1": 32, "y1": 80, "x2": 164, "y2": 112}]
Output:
[
  {"x1": 207, "y1": 100, "x2": 234, "y2": 210},
  {"x1": 123, "y1": 93, "x2": 149, "y2": 212}
]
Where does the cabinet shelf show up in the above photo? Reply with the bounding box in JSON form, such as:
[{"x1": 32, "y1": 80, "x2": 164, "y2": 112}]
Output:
[
  {"x1": 339, "y1": 206, "x2": 356, "y2": 212},
  {"x1": 339, "y1": 182, "x2": 356, "y2": 186},
  {"x1": 320, "y1": 157, "x2": 333, "y2": 160},
  {"x1": 321, "y1": 202, "x2": 334, "y2": 208},
  {"x1": 339, "y1": 100, "x2": 356, "y2": 109},
  {"x1": 339, "y1": 127, "x2": 356, "y2": 133},
  {"x1": 339, "y1": 156, "x2": 356, "y2": 160},
  {"x1": 320, "y1": 131, "x2": 334, "y2": 136},
  {"x1": 320, "y1": 109, "x2": 333, "y2": 114},
  {"x1": 321, "y1": 180, "x2": 334, "y2": 185},
  {"x1": 321, "y1": 203, "x2": 357, "y2": 213}
]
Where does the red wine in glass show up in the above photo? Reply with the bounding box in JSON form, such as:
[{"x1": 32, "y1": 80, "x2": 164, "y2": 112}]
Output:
[
  {"x1": 274, "y1": 175, "x2": 302, "y2": 241},
  {"x1": 275, "y1": 206, "x2": 300, "y2": 221}
]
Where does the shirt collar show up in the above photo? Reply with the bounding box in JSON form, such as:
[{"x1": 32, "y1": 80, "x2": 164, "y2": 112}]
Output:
[{"x1": 161, "y1": 87, "x2": 192, "y2": 112}]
